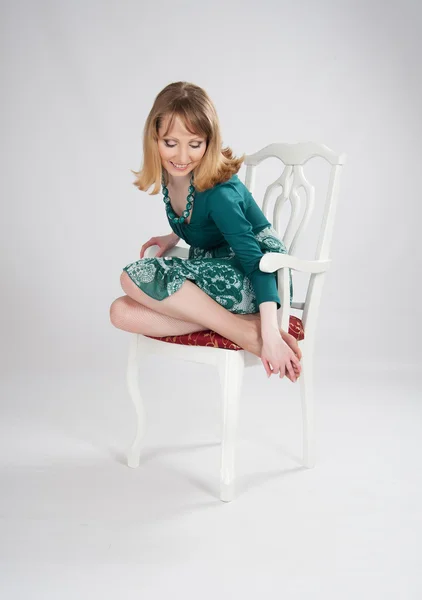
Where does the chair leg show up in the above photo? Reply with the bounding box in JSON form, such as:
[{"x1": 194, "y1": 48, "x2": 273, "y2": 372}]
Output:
[
  {"x1": 299, "y1": 349, "x2": 316, "y2": 468},
  {"x1": 126, "y1": 334, "x2": 147, "y2": 468},
  {"x1": 218, "y1": 351, "x2": 245, "y2": 502}
]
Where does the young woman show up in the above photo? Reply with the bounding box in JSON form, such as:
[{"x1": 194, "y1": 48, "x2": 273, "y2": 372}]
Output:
[{"x1": 110, "y1": 81, "x2": 302, "y2": 382}]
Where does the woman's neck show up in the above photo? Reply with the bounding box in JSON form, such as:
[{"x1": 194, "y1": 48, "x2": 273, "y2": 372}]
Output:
[{"x1": 166, "y1": 171, "x2": 191, "y2": 190}]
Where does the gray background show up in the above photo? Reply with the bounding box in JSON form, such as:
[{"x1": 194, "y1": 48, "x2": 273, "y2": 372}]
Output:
[
  {"x1": 1, "y1": 0, "x2": 421, "y2": 597},
  {"x1": 1, "y1": 0, "x2": 420, "y2": 377}
]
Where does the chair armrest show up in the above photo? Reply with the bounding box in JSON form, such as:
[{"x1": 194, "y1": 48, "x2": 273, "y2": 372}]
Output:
[
  {"x1": 144, "y1": 244, "x2": 189, "y2": 259},
  {"x1": 259, "y1": 253, "x2": 331, "y2": 274},
  {"x1": 164, "y1": 245, "x2": 189, "y2": 259}
]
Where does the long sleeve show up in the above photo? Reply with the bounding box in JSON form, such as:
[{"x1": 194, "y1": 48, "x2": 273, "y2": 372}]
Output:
[{"x1": 206, "y1": 185, "x2": 281, "y2": 308}]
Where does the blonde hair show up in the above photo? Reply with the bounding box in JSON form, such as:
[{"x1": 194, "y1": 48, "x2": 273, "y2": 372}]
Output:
[{"x1": 132, "y1": 81, "x2": 245, "y2": 194}]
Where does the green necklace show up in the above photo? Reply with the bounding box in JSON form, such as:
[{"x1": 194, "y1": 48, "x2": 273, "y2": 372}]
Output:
[{"x1": 162, "y1": 172, "x2": 195, "y2": 224}]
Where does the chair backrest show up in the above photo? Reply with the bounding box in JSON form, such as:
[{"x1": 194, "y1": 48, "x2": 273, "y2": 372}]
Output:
[
  {"x1": 243, "y1": 143, "x2": 346, "y2": 336},
  {"x1": 243, "y1": 143, "x2": 346, "y2": 261}
]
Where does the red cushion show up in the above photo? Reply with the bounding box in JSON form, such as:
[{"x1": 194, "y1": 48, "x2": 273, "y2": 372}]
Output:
[{"x1": 146, "y1": 315, "x2": 304, "y2": 350}]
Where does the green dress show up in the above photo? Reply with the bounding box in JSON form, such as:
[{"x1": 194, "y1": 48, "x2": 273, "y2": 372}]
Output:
[{"x1": 123, "y1": 173, "x2": 293, "y2": 314}]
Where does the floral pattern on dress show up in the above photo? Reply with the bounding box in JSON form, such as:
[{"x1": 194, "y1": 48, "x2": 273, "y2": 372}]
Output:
[
  {"x1": 125, "y1": 260, "x2": 157, "y2": 283},
  {"x1": 255, "y1": 226, "x2": 287, "y2": 252},
  {"x1": 123, "y1": 226, "x2": 292, "y2": 313}
]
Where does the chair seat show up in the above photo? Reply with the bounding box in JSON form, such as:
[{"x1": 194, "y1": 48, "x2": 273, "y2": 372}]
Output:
[{"x1": 146, "y1": 315, "x2": 304, "y2": 350}]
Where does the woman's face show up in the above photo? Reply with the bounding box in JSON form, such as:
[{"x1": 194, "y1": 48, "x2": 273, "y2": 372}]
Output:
[{"x1": 157, "y1": 114, "x2": 207, "y2": 178}]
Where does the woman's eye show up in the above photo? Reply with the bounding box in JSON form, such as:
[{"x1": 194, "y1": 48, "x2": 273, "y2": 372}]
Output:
[{"x1": 164, "y1": 141, "x2": 202, "y2": 149}]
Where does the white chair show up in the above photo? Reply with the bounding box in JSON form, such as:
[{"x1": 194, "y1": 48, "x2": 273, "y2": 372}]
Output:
[{"x1": 125, "y1": 142, "x2": 346, "y2": 502}]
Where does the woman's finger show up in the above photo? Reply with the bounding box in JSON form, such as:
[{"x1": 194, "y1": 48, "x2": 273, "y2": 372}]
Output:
[
  {"x1": 285, "y1": 359, "x2": 296, "y2": 382},
  {"x1": 280, "y1": 366, "x2": 290, "y2": 380},
  {"x1": 278, "y1": 363, "x2": 287, "y2": 379},
  {"x1": 271, "y1": 363, "x2": 280, "y2": 376},
  {"x1": 261, "y1": 358, "x2": 272, "y2": 378},
  {"x1": 140, "y1": 243, "x2": 150, "y2": 258},
  {"x1": 140, "y1": 239, "x2": 156, "y2": 258},
  {"x1": 292, "y1": 355, "x2": 302, "y2": 374}
]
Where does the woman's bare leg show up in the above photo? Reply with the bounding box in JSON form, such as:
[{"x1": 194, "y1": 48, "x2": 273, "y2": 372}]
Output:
[
  {"x1": 110, "y1": 295, "x2": 270, "y2": 336},
  {"x1": 110, "y1": 294, "x2": 301, "y2": 362},
  {"x1": 110, "y1": 295, "x2": 208, "y2": 336},
  {"x1": 118, "y1": 272, "x2": 301, "y2": 359}
]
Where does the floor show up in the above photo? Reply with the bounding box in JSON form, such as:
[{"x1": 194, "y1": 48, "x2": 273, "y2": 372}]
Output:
[{"x1": 0, "y1": 359, "x2": 421, "y2": 599}]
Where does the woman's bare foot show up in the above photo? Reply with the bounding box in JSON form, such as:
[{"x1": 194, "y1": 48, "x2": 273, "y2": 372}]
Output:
[
  {"x1": 239, "y1": 313, "x2": 302, "y2": 361},
  {"x1": 233, "y1": 316, "x2": 302, "y2": 381},
  {"x1": 279, "y1": 330, "x2": 301, "y2": 380},
  {"x1": 280, "y1": 329, "x2": 302, "y2": 361}
]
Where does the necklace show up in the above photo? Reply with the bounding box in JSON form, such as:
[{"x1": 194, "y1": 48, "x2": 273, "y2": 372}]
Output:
[{"x1": 161, "y1": 172, "x2": 195, "y2": 224}]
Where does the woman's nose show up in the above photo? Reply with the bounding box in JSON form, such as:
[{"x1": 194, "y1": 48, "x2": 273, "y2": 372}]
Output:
[{"x1": 176, "y1": 148, "x2": 190, "y2": 163}]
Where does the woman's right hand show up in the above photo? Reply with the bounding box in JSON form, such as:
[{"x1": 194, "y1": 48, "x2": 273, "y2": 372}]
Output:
[
  {"x1": 140, "y1": 233, "x2": 180, "y2": 258},
  {"x1": 260, "y1": 331, "x2": 302, "y2": 382}
]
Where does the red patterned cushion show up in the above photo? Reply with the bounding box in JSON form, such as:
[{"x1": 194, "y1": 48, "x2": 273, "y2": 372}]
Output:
[{"x1": 146, "y1": 315, "x2": 304, "y2": 350}]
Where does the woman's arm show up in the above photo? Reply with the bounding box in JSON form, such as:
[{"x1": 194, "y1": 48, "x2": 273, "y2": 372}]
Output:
[
  {"x1": 207, "y1": 187, "x2": 300, "y2": 379},
  {"x1": 169, "y1": 231, "x2": 181, "y2": 245},
  {"x1": 207, "y1": 187, "x2": 281, "y2": 307},
  {"x1": 140, "y1": 231, "x2": 180, "y2": 258},
  {"x1": 259, "y1": 301, "x2": 279, "y2": 336},
  {"x1": 259, "y1": 301, "x2": 299, "y2": 380}
]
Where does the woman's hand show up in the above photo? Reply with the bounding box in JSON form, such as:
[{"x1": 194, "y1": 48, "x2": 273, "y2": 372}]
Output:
[
  {"x1": 140, "y1": 233, "x2": 180, "y2": 258},
  {"x1": 261, "y1": 330, "x2": 302, "y2": 382},
  {"x1": 259, "y1": 301, "x2": 301, "y2": 382}
]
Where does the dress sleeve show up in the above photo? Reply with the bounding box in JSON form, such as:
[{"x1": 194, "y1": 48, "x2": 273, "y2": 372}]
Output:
[{"x1": 207, "y1": 185, "x2": 280, "y2": 308}]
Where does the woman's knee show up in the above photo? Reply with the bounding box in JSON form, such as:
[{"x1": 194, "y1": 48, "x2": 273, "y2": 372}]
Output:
[
  {"x1": 120, "y1": 271, "x2": 145, "y2": 302},
  {"x1": 110, "y1": 296, "x2": 129, "y2": 329},
  {"x1": 120, "y1": 271, "x2": 131, "y2": 293},
  {"x1": 120, "y1": 270, "x2": 159, "y2": 310}
]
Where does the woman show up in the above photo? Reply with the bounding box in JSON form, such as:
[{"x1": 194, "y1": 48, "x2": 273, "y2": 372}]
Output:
[{"x1": 110, "y1": 81, "x2": 302, "y2": 381}]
